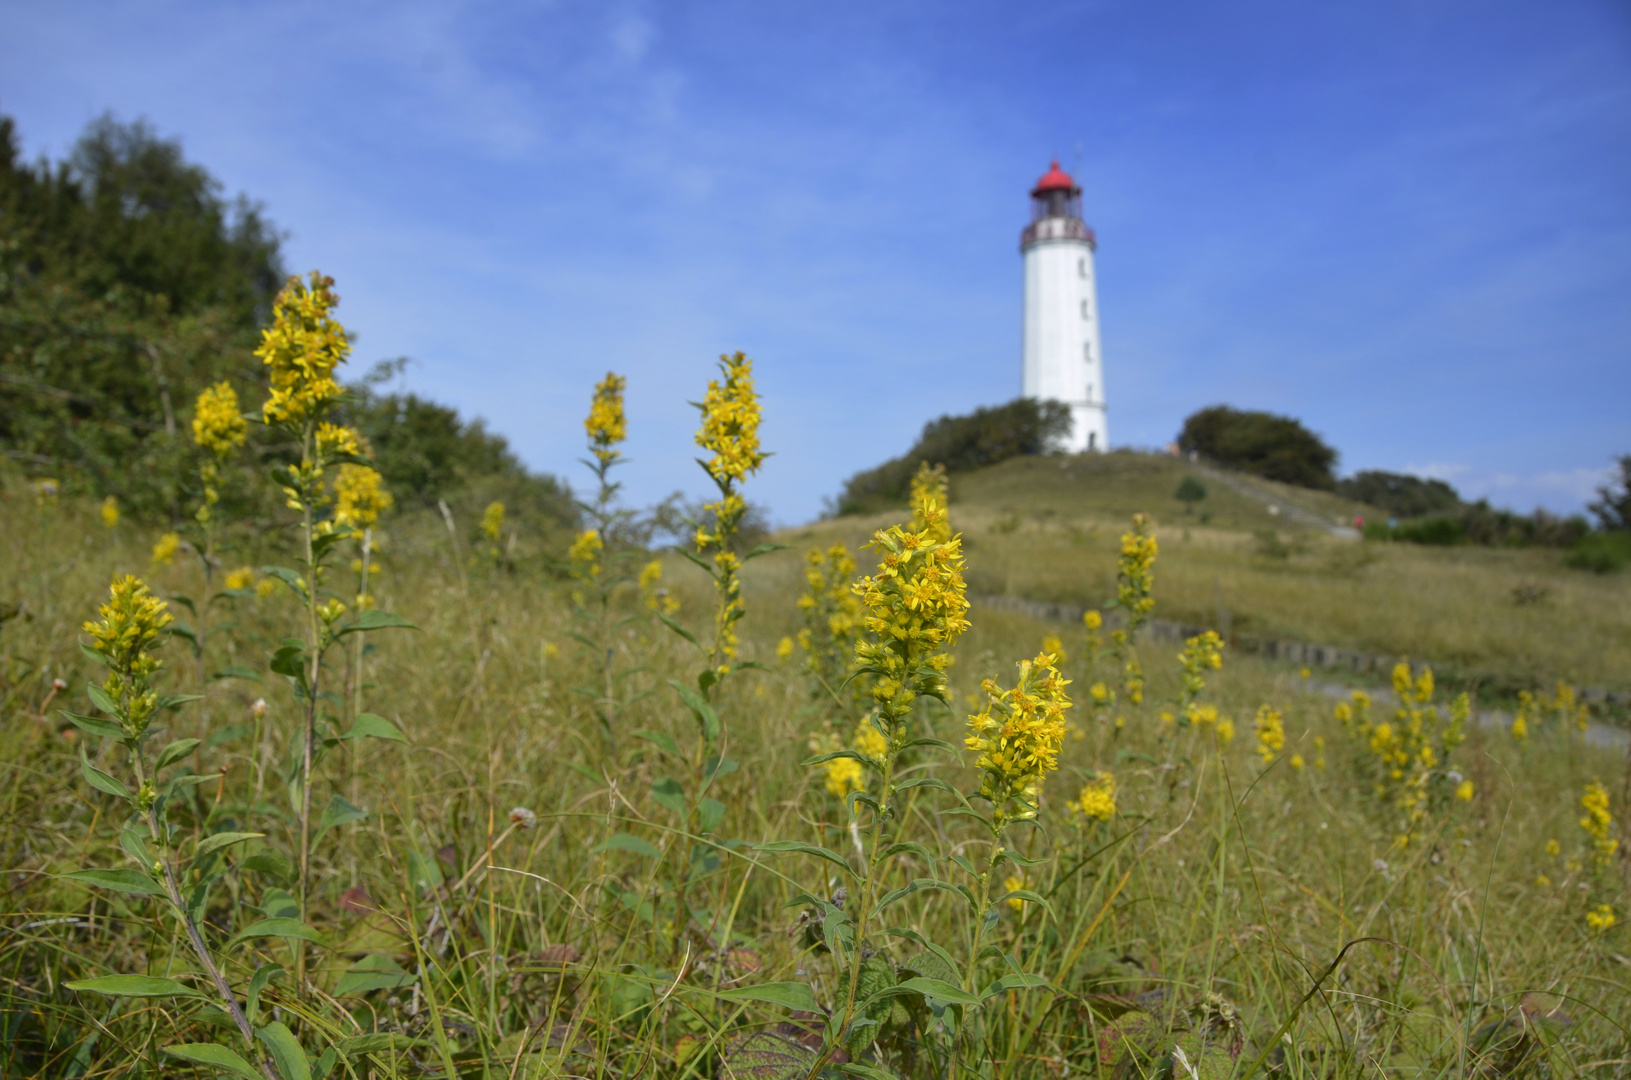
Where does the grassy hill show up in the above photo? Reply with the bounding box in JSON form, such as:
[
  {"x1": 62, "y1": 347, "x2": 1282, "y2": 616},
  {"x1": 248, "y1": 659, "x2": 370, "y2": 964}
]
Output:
[{"x1": 778, "y1": 450, "x2": 1631, "y2": 694}]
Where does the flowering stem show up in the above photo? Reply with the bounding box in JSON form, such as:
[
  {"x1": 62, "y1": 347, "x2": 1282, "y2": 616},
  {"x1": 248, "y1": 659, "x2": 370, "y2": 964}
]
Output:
[{"x1": 297, "y1": 423, "x2": 321, "y2": 987}]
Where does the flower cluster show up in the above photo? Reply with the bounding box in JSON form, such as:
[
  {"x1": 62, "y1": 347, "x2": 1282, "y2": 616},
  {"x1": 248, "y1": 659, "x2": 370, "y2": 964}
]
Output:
[
  {"x1": 570, "y1": 529, "x2": 603, "y2": 578},
  {"x1": 809, "y1": 730, "x2": 864, "y2": 797},
  {"x1": 909, "y1": 461, "x2": 951, "y2": 544},
  {"x1": 853, "y1": 496, "x2": 971, "y2": 725},
  {"x1": 639, "y1": 559, "x2": 679, "y2": 615},
  {"x1": 1252, "y1": 704, "x2": 1284, "y2": 764},
  {"x1": 315, "y1": 422, "x2": 361, "y2": 459},
  {"x1": 257, "y1": 272, "x2": 350, "y2": 427},
  {"x1": 1184, "y1": 702, "x2": 1236, "y2": 744},
  {"x1": 1178, "y1": 630, "x2": 1224, "y2": 701},
  {"x1": 482, "y1": 501, "x2": 506, "y2": 542},
  {"x1": 192, "y1": 381, "x2": 247, "y2": 458},
  {"x1": 82, "y1": 576, "x2": 172, "y2": 739},
  {"x1": 100, "y1": 496, "x2": 119, "y2": 529},
  {"x1": 1345, "y1": 667, "x2": 1468, "y2": 845},
  {"x1": 695, "y1": 351, "x2": 766, "y2": 485},
  {"x1": 965, "y1": 652, "x2": 1072, "y2": 825},
  {"x1": 152, "y1": 532, "x2": 181, "y2": 566},
  {"x1": 1072, "y1": 771, "x2": 1117, "y2": 821},
  {"x1": 333, "y1": 464, "x2": 392, "y2": 530},
  {"x1": 1082, "y1": 609, "x2": 1102, "y2": 655},
  {"x1": 1580, "y1": 781, "x2": 1618, "y2": 871},
  {"x1": 585, "y1": 372, "x2": 627, "y2": 463},
  {"x1": 1586, "y1": 904, "x2": 1617, "y2": 932},
  {"x1": 1116, "y1": 514, "x2": 1157, "y2": 624},
  {"x1": 797, "y1": 544, "x2": 862, "y2": 692}
]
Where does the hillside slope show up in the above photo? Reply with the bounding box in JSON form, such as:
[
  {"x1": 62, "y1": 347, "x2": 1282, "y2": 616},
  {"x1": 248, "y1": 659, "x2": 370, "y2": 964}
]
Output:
[{"x1": 781, "y1": 450, "x2": 1631, "y2": 693}]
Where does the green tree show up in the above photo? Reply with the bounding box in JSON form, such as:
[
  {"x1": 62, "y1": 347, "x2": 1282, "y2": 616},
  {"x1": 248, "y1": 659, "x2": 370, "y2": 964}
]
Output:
[
  {"x1": 1177, "y1": 404, "x2": 1338, "y2": 490},
  {"x1": 836, "y1": 397, "x2": 1071, "y2": 514},
  {"x1": 1336, "y1": 469, "x2": 1461, "y2": 519},
  {"x1": 0, "y1": 112, "x2": 283, "y2": 515},
  {"x1": 1588, "y1": 454, "x2": 1631, "y2": 532},
  {"x1": 1174, "y1": 474, "x2": 1207, "y2": 513}
]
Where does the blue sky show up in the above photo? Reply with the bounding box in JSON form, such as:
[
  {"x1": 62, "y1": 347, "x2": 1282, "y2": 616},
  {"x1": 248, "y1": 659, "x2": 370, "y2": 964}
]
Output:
[{"x1": 4, "y1": 0, "x2": 1628, "y2": 523}]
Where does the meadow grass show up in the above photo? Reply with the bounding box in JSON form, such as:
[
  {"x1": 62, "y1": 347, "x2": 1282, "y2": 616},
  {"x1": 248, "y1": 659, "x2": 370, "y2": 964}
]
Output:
[{"x1": 2, "y1": 472, "x2": 1628, "y2": 1078}]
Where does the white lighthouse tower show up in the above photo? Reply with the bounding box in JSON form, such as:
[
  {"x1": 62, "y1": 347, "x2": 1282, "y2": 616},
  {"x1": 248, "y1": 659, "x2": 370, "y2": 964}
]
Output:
[{"x1": 1021, "y1": 161, "x2": 1107, "y2": 453}]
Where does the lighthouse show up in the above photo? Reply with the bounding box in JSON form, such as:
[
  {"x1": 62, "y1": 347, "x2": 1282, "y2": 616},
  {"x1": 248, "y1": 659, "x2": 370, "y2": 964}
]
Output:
[{"x1": 1021, "y1": 161, "x2": 1106, "y2": 453}]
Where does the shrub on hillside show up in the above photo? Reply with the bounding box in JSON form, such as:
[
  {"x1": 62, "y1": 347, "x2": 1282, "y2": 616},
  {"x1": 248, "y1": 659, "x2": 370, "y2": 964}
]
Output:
[
  {"x1": 835, "y1": 397, "x2": 1070, "y2": 514},
  {"x1": 1589, "y1": 454, "x2": 1630, "y2": 532},
  {"x1": 1337, "y1": 470, "x2": 1461, "y2": 519},
  {"x1": 1177, "y1": 405, "x2": 1338, "y2": 490},
  {"x1": 1368, "y1": 501, "x2": 1589, "y2": 549},
  {"x1": 1565, "y1": 531, "x2": 1631, "y2": 573}
]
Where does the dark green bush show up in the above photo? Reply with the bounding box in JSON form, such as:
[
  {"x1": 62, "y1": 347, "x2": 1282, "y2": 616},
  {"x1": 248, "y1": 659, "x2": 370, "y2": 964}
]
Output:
[
  {"x1": 1337, "y1": 470, "x2": 1461, "y2": 519},
  {"x1": 1564, "y1": 532, "x2": 1631, "y2": 574},
  {"x1": 1177, "y1": 405, "x2": 1338, "y2": 490}
]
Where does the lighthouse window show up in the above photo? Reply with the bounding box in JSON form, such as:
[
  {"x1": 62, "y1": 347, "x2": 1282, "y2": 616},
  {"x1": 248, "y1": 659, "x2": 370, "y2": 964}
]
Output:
[
  {"x1": 1081, "y1": 300, "x2": 1090, "y2": 319},
  {"x1": 1083, "y1": 343, "x2": 1092, "y2": 361},
  {"x1": 1078, "y1": 258, "x2": 1087, "y2": 278}
]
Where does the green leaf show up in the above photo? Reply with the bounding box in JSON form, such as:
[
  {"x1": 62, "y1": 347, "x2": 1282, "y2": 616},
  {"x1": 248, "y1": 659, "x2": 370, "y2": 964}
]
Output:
[
  {"x1": 62, "y1": 868, "x2": 165, "y2": 896},
  {"x1": 155, "y1": 738, "x2": 202, "y2": 771},
  {"x1": 993, "y1": 888, "x2": 1054, "y2": 921},
  {"x1": 740, "y1": 541, "x2": 789, "y2": 562},
  {"x1": 61, "y1": 710, "x2": 127, "y2": 741},
  {"x1": 261, "y1": 566, "x2": 308, "y2": 600},
  {"x1": 211, "y1": 665, "x2": 263, "y2": 684},
  {"x1": 334, "y1": 955, "x2": 414, "y2": 996},
  {"x1": 838, "y1": 1063, "x2": 900, "y2": 1080},
  {"x1": 232, "y1": 918, "x2": 327, "y2": 948},
  {"x1": 893, "y1": 776, "x2": 966, "y2": 802},
  {"x1": 881, "y1": 841, "x2": 938, "y2": 865},
  {"x1": 650, "y1": 777, "x2": 687, "y2": 816},
  {"x1": 318, "y1": 795, "x2": 368, "y2": 836},
  {"x1": 980, "y1": 972, "x2": 1052, "y2": 999},
  {"x1": 875, "y1": 878, "x2": 954, "y2": 914},
  {"x1": 634, "y1": 730, "x2": 679, "y2": 757},
  {"x1": 269, "y1": 643, "x2": 306, "y2": 680},
  {"x1": 247, "y1": 964, "x2": 284, "y2": 1024},
  {"x1": 119, "y1": 825, "x2": 154, "y2": 868},
  {"x1": 756, "y1": 840, "x2": 855, "y2": 879},
  {"x1": 718, "y1": 982, "x2": 821, "y2": 1012},
  {"x1": 163, "y1": 1042, "x2": 263, "y2": 1079},
  {"x1": 257, "y1": 1021, "x2": 311, "y2": 1080},
  {"x1": 697, "y1": 797, "x2": 725, "y2": 834},
  {"x1": 85, "y1": 682, "x2": 121, "y2": 718},
  {"x1": 159, "y1": 693, "x2": 205, "y2": 711},
  {"x1": 196, "y1": 832, "x2": 264, "y2": 858},
  {"x1": 79, "y1": 641, "x2": 111, "y2": 670},
  {"x1": 898, "y1": 977, "x2": 980, "y2": 1007},
  {"x1": 336, "y1": 610, "x2": 417, "y2": 636},
  {"x1": 241, "y1": 851, "x2": 295, "y2": 882},
  {"x1": 667, "y1": 680, "x2": 721, "y2": 743},
  {"x1": 899, "y1": 737, "x2": 959, "y2": 756},
  {"x1": 342, "y1": 713, "x2": 406, "y2": 743},
  {"x1": 596, "y1": 833, "x2": 662, "y2": 858},
  {"x1": 314, "y1": 1048, "x2": 339, "y2": 1080},
  {"x1": 78, "y1": 748, "x2": 131, "y2": 800},
  {"x1": 66, "y1": 975, "x2": 203, "y2": 998}
]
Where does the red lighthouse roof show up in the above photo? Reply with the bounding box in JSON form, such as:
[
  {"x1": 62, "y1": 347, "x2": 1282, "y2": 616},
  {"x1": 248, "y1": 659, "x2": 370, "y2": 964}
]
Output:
[{"x1": 1031, "y1": 160, "x2": 1078, "y2": 195}]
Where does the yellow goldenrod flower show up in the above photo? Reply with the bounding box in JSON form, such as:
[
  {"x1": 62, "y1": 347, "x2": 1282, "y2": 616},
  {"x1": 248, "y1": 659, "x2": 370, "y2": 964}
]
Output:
[
  {"x1": 481, "y1": 501, "x2": 506, "y2": 542},
  {"x1": 965, "y1": 652, "x2": 1071, "y2": 825},
  {"x1": 1253, "y1": 704, "x2": 1284, "y2": 764},
  {"x1": 1455, "y1": 779, "x2": 1474, "y2": 801},
  {"x1": 1003, "y1": 874, "x2": 1026, "y2": 911},
  {"x1": 1290, "y1": 753, "x2": 1305, "y2": 770},
  {"x1": 1216, "y1": 717, "x2": 1235, "y2": 744},
  {"x1": 808, "y1": 730, "x2": 864, "y2": 798},
  {"x1": 1545, "y1": 839, "x2": 1561, "y2": 857},
  {"x1": 99, "y1": 495, "x2": 119, "y2": 529},
  {"x1": 192, "y1": 381, "x2": 247, "y2": 457},
  {"x1": 1042, "y1": 633, "x2": 1065, "y2": 665},
  {"x1": 1580, "y1": 781, "x2": 1618, "y2": 871},
  {"x1": 1178, "y1": 630, "x2": 1224, "y2": 701},
  {"x1": 257, "y1": 272, "x2": 350, "y2": 426},
  {"x1": 909, "y1": 461, "x2": 951, "y2": 543},
  {"x1": 255, "y1": 577, "x2": 277, "y2": 599},
  {"x1": 585, "y1": 371, "x2": 627, "y2": 459},
  {"x1": 315, "y1": 422, "x2": 361, "y2": 459},
  {"x1": 151, "y1": 532, "x2": 181, "y2": 566},
  {"x1": 1116, "y1": 514, "x2": 1157, "y2": 626},
  {"x1": 853, "y1": 720, "x2": 888, "y2": 764},
  {"x1": 1512, "y1": 690, "x2": 1534, "y2": 741},
  {"x1": 853, "y1": 497, "x2": 970, "y2": 717},
  {"x1": 1299, "y1": 666, "x2": 1311, "y2": 678},
  {"x1": 777, "y1": 636, "x2": 794, "y2": 661},
  {"x1": 1073, "y1": 771, "x2": 1116, "y2": 821},
  {"x1": 569, "y1": 529, "x2": 603, "y2": 576},
  {"x1": 1535, "y1": 874, "x2": 1551, "y2": 887},
  {"x1": 694, "y1": 351, "x2": 767, "y2": 485},
  {"x1": 1082, "y1": 608, "x2": 1102, "y2": 654},
  {"x1": 333, "y1": 464, "x2": 392, "y2": 529},
  {"x1": 1313, "y1": 734, "x2": 1327, "y2": 771},
  {"x1": 82, "y1": 575, "x2": 172, "y2": 738},
  {"x1": 225, "y1": 567, "x2": 255, "y2": 591},
  {"x1": 1586, "y1": 904, "x2": 1616, "y2": 932}
]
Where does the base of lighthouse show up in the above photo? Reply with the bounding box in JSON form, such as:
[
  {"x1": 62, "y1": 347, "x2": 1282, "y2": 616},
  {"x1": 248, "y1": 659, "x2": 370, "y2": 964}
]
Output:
[{"x1": 1065, "y1": 401, "x2": 1108, "y2": 454}]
